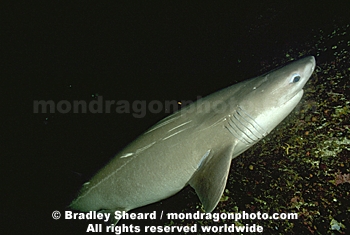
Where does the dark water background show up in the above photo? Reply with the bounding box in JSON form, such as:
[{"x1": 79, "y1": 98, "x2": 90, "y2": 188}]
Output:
[{"x1": 2, "y1": 1, "x2": 349, "y2": 234}]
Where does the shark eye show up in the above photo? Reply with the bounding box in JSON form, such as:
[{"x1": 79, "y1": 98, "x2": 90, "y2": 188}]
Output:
[{"x1": 289, "y1": 73, "x2": 301, "y2": 83}]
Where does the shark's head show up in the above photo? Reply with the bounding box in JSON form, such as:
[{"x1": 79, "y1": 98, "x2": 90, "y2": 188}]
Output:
[{"x1": 234, "y1": 56, "x2": 315, "y2": 137}]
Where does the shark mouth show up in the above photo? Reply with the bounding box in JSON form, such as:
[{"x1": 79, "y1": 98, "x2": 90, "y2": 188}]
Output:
[{"x1": 283, "y1": 89, "x2": 304, "y2": 106}]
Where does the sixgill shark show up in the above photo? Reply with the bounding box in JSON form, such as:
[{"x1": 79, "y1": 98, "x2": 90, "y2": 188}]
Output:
[{"x1": 70, "y1": 56, "x2": 316, "y2": 224}]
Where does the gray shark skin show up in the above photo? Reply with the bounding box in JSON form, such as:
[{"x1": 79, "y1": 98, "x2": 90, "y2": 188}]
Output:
[{"x1": 70, "y1": 56, "x2": 316, "y2": 224}]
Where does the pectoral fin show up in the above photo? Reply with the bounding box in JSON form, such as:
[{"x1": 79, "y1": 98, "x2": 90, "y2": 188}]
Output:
[{"x1": 189, "y1": 144, "x2": 235, "y2": 212}]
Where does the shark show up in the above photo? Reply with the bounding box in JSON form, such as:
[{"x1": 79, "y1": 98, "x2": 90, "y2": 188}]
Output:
[{"x1": 70, "y1": 56, "x2": 316, "y2": 224}]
